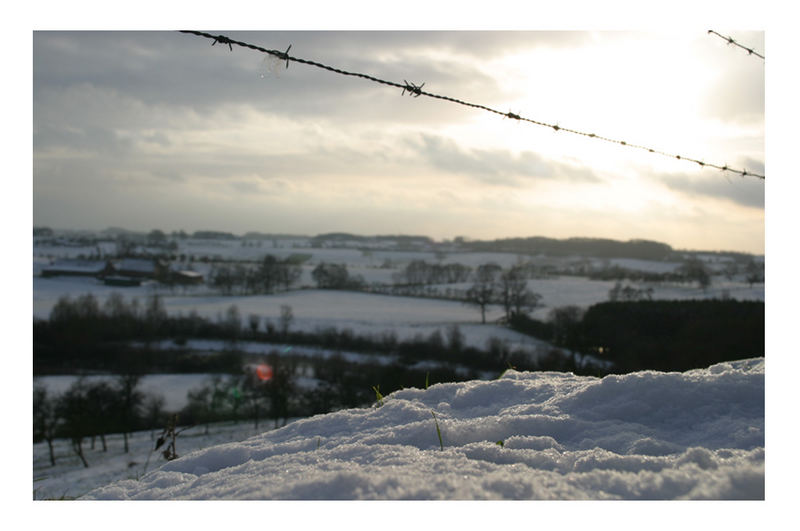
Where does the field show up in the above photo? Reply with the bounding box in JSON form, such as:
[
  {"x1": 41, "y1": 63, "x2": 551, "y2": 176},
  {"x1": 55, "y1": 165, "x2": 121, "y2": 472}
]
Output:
[
  {"x1": 38, "y1": 358, "x2": 765, "y2": 500},
  {"x1": 32, "y1": 234, "x2": 765, "y2": 500}
]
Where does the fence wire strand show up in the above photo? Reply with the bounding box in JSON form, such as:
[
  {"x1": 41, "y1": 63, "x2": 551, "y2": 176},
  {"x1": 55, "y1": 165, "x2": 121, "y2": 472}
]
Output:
[
  {"x1": 180, "y1": 30, "x2": 764, "y2": 180},
  {"x1": 707, "y1": 30, "x2": 765, "y2": 60}
]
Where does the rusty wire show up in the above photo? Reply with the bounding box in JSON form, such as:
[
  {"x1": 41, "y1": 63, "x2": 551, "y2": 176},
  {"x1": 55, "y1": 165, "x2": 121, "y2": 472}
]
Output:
[{"x1": 180, "y1": 30, "x2": 764, "y2": 180}]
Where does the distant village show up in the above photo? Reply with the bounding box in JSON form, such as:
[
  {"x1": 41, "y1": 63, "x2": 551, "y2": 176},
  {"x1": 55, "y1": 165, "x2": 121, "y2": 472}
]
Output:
[
  {"x1": 39, "y1": 257, "x2": 203, "y2": 287},
  {"x1": 34, "y1": 227, "x2": 214, "y2": 287},
  {"x1": 32, "y1": 226, "x2": 442, "y2": 288},
  {"x1": 33, "y1": 226, "x2": 764, "y2": 291}
]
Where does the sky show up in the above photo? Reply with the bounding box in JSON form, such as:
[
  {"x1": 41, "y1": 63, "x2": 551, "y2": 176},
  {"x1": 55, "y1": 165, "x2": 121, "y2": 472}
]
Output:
[{"x1": 31, "y1": 25, "x2": 766, "y2": 253}]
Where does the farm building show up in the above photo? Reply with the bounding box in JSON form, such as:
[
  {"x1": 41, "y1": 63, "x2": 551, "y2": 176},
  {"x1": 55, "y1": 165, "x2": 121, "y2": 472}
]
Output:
[
  {"x1": 113, "y1": 258, "x2": 167, "y2": 279},
  {"x1": 40, "y1": 259, "x2": 114, "y2": 278},
  {"x1": 170, "y1": 269, "x2": 204, "y2": 285}
]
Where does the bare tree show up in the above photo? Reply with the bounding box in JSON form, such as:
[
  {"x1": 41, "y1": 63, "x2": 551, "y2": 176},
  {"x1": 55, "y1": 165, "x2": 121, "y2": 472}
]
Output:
[
  {"x1": 312, "y1": 262, "x2": 350, "y2": 289},
  {"x1": 255, "y1": 255, "x2": 301, "y2": 293},
  {"x1": 225, "y1": 377, "x2": 244, "y2": 424},
  {"x1": 265, "y1": 352, "x2": 298, "y2": 428},
  {"x1": 56, "y1": 379, "x2": 93, "y2": 468},
  {"x1": 549, "y1": 306, "x2": 585, "y2": 350},
  {"x1": 210, "y1": 264, "x2": 237, "y2": 295},
  {"x1": 144, "y1": 394, "x2": 166, "y2": 441},
  {"x1": 745, "y1": 258, "x2": 764, "y2": 286},
  {"x1": 446, "y1": 324, "x2": 464, "y2": 352},
  {"x1": 222, "y1": 304, "x2": 241, "y2": 342},
  {"x1": 33, "y1": 385, "x2": 61, "y2": 466},
  {"x1": 240, "y1": 368, "x2": 266, "y2": 429},
  {"x1": 498, "y1": 265, "x2": 542, "y2": 320},
  {"x1": 248, "y1": 313, "x2": 261, "y2": 336},
  {"x1": 608, "y1": 281, "x2": 653, "y2": 302},
  {"x1": 180, "y1": 375, "x2": 231, "y2": 433},
  {"x1": 279, "y1": 305, "x2": 294, "y2": 337},
  {"x1": 465, "y1": 263, "x2": 501, "y2": 324},
  {"x1": 679, "y1": 257, "x2": 711, "y2": 290},
  {"x1": 186, "y1": 385, "x2": 213, "y2": 434},
  {"x1": 115, "y1": 374, "x2": 144, "y2": 453},
  {"x1": 86, "y1": 380, "x2": 116, "y2": 452}
]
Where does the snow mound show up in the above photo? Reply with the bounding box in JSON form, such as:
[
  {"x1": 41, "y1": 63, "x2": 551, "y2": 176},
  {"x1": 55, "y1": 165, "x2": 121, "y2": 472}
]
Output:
[{"x1": 84, "y1": 358, "x2": 764, "y2": 500}]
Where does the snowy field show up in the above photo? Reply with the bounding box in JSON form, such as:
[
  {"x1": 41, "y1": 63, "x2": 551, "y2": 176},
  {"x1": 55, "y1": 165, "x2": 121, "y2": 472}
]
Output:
[
  {"x1": 80, "y1": 358, "x2": 764, "y2": 501},
  {"x1": 33, "y1": 271, "x2": 760, "y2": 373},
  {"x1": 30, "y1": 241, "x2": 775, "y2": 515},
  {"x1": 33, "y1": 277, "x2": 557, "y2": 357},
  {"x1": 34, "y1": 237, "x2": 541, "y2": 269},
  {"x1": 34, "y1": 420, "x2": 269, "y2": 500},
  {"x1": 33, "y1": 272, "x2": 764, "y2": 326},
  {"x1": 33, "y1": 239, "x2": 764, "y2": 334}
]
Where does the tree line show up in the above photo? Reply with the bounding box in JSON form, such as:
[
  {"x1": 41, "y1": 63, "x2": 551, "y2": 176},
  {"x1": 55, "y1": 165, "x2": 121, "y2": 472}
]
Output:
[
  {"x1": 392, "y1": 259, "x2": 472, "y2": 285},
  {"x1": 509, "y1": 298, "x2": 764, "y2": 373},
  {"x1": 463, "y1": 264, "x2": 542, "y2": 324},
  {"x1": 35, "y1": 290, "x2": 560, "y2": 377},
  {"x1": 33, "y1": 341, "x2": 496, "y2": 469},
  {"x1": 464, "y1": 236, "x2": 674, "y2": 260},
  {"x1": 35, "y1": 329, "x2": 600, "y2": 471},
  {"x1": 34, "y1": 374, "x2": 155, "y2": 468},
  {"x1": 35, "y1": 292, "x2": 514, "y2": 376},
  {"x1": 209, "y1": 255, "x2": 304, "y2": 295}
]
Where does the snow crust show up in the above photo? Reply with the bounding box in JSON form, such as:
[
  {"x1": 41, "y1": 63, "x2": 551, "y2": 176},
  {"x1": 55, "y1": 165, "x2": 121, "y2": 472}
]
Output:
[{"x1": 84, "y1": 358, "x2": 764, "y2": 500}]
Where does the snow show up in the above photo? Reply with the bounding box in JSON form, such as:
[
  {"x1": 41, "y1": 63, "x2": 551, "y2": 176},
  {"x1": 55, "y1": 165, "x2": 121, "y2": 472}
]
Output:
[
  {"x1": 33, "y1": 420, "x2": 267, "y2": 501},
  {"x1": 604, "y1": 257, "x2": 684, "y2": 273},
  {"x1": 82, "y1": 358, "x2": 764, "y2": 500},
  {"x1": 114, "y1": 258, "x2": 156, "y2": 273},
  {"x1": 29, "y1": 243, "x2": 777, "y2": 521},
  {"x1": 41, "y1": 259, "x2": 107, "y2": 274},
  {"x1": 164, "y1": 289, "x2": 492, "y2": 325}
]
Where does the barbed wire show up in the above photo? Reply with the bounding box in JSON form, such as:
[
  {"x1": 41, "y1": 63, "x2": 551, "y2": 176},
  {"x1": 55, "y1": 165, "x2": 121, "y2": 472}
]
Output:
[
  {"x1": 180, "y1": 30, "x2": 764, "y2": 180},
  {"x1": 707, "y1": 30, "x2": 764, "y2": 60}
]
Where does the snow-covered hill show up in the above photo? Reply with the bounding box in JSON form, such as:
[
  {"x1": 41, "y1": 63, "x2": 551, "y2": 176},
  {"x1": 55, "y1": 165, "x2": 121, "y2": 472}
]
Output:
[{"x1": 83, "y1": 358, "x2": 764, "y2": 500}]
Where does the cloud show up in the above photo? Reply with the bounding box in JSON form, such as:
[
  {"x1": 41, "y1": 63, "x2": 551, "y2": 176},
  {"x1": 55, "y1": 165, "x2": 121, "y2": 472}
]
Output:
[
  {"x1": 741, "y1": 158, "x2": 765, "y2": 177},
  {"x1": 660, "y1": 172, "x2": 764, "y2": 210},
  {"x1": 412, "y1": 134, "x2": 601, "y2": 186},
  {"x1": 227, "y1": 179, "x2": 263, "y2": 196},
  {"x1": 700, "y1": 35, "x2": 764, "y2": 126},
  {"x1": 231, "y1": 30, "x2": 593, "y2": 61},
  {"x1": 30, "y1": 31, "x2": 763, "y2": 254},
  {"x1": 33, "y1": 31, "x2": 588, "y2": 131},
  {"x1": 33, "y1": 32, "x2": 516, "y2": 124}
]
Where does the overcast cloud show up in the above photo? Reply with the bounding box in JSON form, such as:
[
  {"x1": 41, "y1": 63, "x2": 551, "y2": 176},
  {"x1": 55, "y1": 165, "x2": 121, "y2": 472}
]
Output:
[
  {"x1": 660, "y1": 171, "x2": 765, "y2": 209},
  {"x1": 33, "y1": 30, "x2": 764, "y2": 253}
]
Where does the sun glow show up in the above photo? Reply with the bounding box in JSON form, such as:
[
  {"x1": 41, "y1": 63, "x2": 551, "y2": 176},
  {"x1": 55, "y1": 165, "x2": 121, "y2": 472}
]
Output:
[{"x1": 482, "y1": 32, "x2": 729, "y2": 173}]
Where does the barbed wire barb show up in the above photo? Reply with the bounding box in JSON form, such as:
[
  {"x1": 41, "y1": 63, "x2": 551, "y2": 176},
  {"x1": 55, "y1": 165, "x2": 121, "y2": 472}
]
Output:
[
  {"x1": 180, "y1": 30, "x2": 764, "y2": 180},
  {"x1": 707, "y1": 30, "x2": 764, "y2": 60},
  {"x1": 211, "y1": 35, "x2": 234, "y2": 51},
  {"x1": 402, "y1": 80, "x2": 425, "y2": 97},
  {"x1": 278, "y1": 45, "x2": 292, "y2": 69}
]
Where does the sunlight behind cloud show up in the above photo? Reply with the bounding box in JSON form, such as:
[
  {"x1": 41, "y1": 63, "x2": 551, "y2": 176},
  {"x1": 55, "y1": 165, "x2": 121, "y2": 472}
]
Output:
[
  {"x1": 496, "y1": 34, "x2": 723, "y2": 169},
  {"x1": 32, "y1": 30, "x2": 764, "y2": 253}
]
